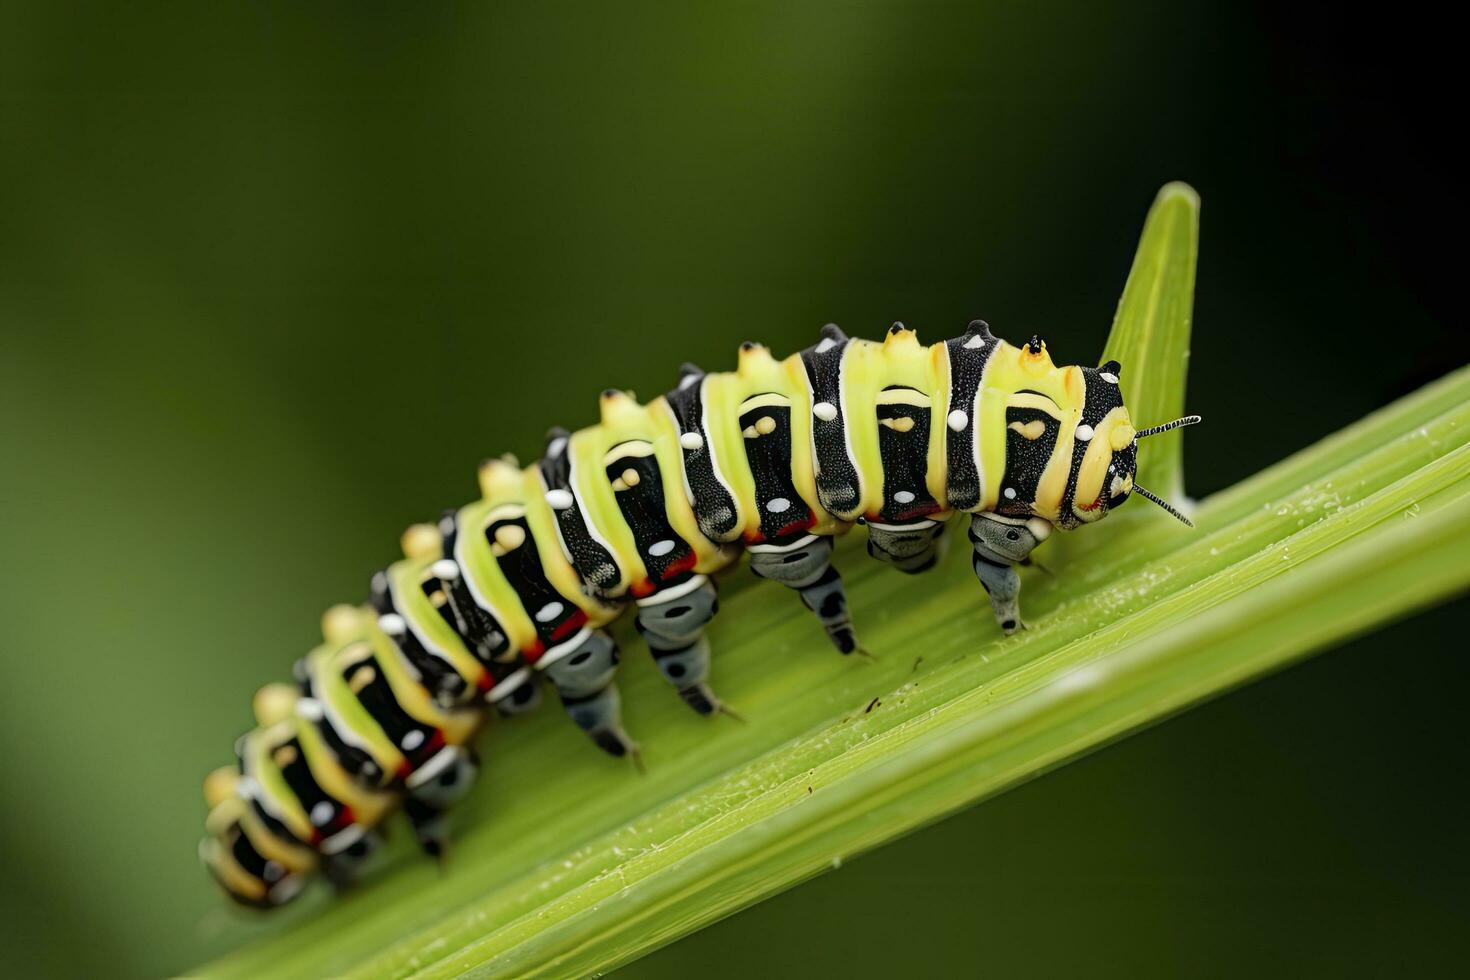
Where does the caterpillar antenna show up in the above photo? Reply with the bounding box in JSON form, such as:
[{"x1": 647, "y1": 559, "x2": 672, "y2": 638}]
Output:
[
  {"x1": 1135, "y1": 415, "x2": 1202, "y2": 439},
  {"x1": 1131, "y1": 483, "x2": 1195, "y2": 527}
]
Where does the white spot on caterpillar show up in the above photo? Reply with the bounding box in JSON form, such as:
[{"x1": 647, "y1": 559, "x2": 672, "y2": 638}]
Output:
[
  {"x1": 545, "y1": 489, "x2": 574, "y2": 511},
  {"x1": 546, "y1": 436, "x2": 567, "y2": 458},
  {"x1": 296, "y1": 698, "x2": 324, "y2": 721},
  {"x1": 1100, "y1": 372, "x2": 1119, "y2": 384},
  {"x1": 377, "y1": 613, "x2": 406, "y2": 637},
  {"x1": 767, "y1": 497, "x2": 792, "y2": 513},
  {"x1": 815, "y1": 337, "x2": 838, "y2": 354},
  {"x1": 947, "y1": 409, "x2": 968, "y2": 431},
  {"x1": 535, "y1": 601, "x2": 564, "y2": 623},
  {"x1": 648, "y1": 539, "x2": 676, "y2": 557},
  {"x1": 679, "y1": 431, "x2": 704, "y2": 451},
  {"x1": 1075, "y1": 424, "x2": 1094, "y2": 442},
  {"x1": 400, "y1": 730, "x2": 425, "y2": 751},
  {"x1": 678, "y1": 373, "x2": 700, "y2": 390},
  {"x1": 893, "y1": 490, "x2": 915, "y2": 504},
  {"x1": 964, "y1": 335, "x2": 985, "y2": 349},
  {"x1": 1003, "y1": 487, "x2": 1017, "y2": 500},
  {"x1": 813, "y1": 402, "x2": 838, "y2": 422},
  {"x1": 431, "y1": 559, "x2": 459, "y2": 580},
  {"x1": 310, "y1": 802, "x2": 334, "y2": 826}
]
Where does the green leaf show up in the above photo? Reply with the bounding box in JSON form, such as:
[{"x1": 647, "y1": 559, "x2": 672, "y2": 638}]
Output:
[
  {"x1": 1101, "y1": 180, "x2": 1199, "y2": 499},
  {"x1": 196, "y1": 187, "x2": 1470, "y2": 979}
]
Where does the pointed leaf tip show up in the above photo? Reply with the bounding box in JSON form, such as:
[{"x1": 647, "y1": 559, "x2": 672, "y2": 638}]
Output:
[{"x1": 1101, "y1": 183, "x2": 1201, "y2": 500}]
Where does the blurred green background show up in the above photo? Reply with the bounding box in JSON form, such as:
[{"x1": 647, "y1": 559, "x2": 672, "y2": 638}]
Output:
[{"x1": 2, "y1": 2, "x2": 1465, "y2": 977}]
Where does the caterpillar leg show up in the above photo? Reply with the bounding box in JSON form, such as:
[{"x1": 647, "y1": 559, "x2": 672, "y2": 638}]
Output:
[
  {"x1": 402, "y1": 747, "x2": 479, "y2": 858},
  {"x1": 320, "y1": 830, "x2": 383, "y2": 890},
  {"x1": 748, "y1": 534, "x2": 859, "y2": 655},
  {"x1": 541, "y1": 629, "x2": 639, "y2": 760},
  {"x1": 967, "y1": 513, "x2": 1052, "y2": 635},
  {"x1": 635, "y1": 575, "x2": 728, "y2": 717},
  {"x1": 865, "y1": 519, "x2": 949, "y2": 574},
  {"x1": 489, "y1": 666, "x2": 543, "y2": 718}
]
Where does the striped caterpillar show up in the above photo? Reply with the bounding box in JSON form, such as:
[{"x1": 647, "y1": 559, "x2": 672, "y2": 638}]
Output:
[{"x1": 200, "y1": 320, "x2": 1200, "y2": 907}]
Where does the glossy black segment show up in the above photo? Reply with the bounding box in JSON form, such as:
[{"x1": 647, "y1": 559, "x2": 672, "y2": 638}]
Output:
[
  {"x1": 428, "y1": 516, "x2": 519, "y2": 674},
  {"x1": 1000, "y1": 405, "x2": 1061, "y2": 513},
  {"x1": 604, "y1": 441, "x2": 695, "y2": 585},
  {"x1": 943, "y1": 325, "x2": 996, "y2": 511},
  {"x1": 480, "y1": 512, "x2": 587, "y2": 649},
  {"x1": 737, "y1": 399, "x2": 814, "y2": 541},
  {"x1": 663, "y1": 369, "x2": 741, "y2": 540},
  {"x1": 337, "y1": 648, "x2": 440, "y2": 771},
  {"x1": 537, "y1": 428, "x2": 624, "y2": 595},
  {"x1": 369, "y1": 571, "x2": 467, "y2": 703},
  {"x1": 875, "y1": 386, "x2": 939, "y2": 523},
  {"x1": 800, "y1": 332, "x2": 862, "y2": 518}
]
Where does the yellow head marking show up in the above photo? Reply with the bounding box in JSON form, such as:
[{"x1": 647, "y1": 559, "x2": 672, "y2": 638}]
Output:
[
  {"x1": 1110, "y1": 422, "x2": 1137, "y2": 451},
  {"x1": 1071, "y1": 406, "x2": 1133, "y2": 521},
  {"x1": 880, "y1": 415, "x2": 916, "y2": 433}
]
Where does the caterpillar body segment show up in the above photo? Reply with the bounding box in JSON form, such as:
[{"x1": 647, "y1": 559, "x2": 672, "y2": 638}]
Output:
[{"x1": 201, "y1": 320, "x2": 1199, "y2": 907}]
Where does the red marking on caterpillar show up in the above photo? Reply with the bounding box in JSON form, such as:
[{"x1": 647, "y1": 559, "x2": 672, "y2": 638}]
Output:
[
  {"x1": 774, "y1": 513, "x2": 817, "y2": 539},
  {"x1": 660, "y1": 550, "x2": 699, "y2": 580},
  {"x1": 550, "y1": 609, "x2": 589, "y2": 642}
]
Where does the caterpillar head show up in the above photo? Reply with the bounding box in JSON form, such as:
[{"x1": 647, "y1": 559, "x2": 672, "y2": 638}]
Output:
[{"x1": 1064, "y1": 360, "x2": 1198, "y2": 528}]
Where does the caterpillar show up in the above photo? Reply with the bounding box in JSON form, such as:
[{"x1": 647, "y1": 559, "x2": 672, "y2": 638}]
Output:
[{"x1": 199, "y1": 320, "x2": 1200, "y2": 907}]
